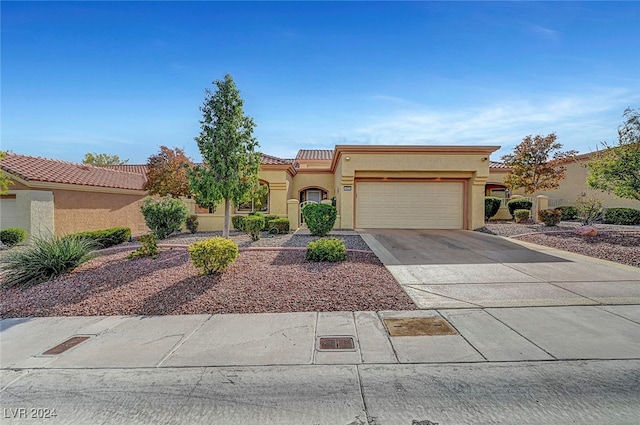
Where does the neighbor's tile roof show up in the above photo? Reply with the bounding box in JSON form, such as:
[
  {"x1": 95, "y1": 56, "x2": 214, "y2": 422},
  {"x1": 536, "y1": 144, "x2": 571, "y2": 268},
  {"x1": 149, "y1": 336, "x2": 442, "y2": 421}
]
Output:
[
  {"x1": 100, "y1": 164, "x2": 149, "y2": 178},
  {"x1": 296, "y1": 149, "x2": 334, "y2": 160},
  {"x1": 489, "y1": 161, "x2": 510, "y2": 169},
  {"x1": 0, "y1": 154, "x2": 146, "y2": 190}
]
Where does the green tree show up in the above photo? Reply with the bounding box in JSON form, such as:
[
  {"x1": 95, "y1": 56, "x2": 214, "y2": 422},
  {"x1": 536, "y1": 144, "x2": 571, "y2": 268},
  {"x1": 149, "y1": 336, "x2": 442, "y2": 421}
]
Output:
[
  {"x1": 0, "y1": 151, "x2": 13, "y2": 194},
  {"x1": 586, "y1": 108, "x2": 640, "y2": 201},
  {"x1": 501, "y1": 133, "x2": 577, "y2": 194},
  {"x1": 143, "y1": 146, "x2": 193, "y2": 198},
  {"x1": 82, "y1": 152, "x2": 128, "y2": 166},
  {"x1": 187, "y1": 74, "x2": 263, "y2": 238}
]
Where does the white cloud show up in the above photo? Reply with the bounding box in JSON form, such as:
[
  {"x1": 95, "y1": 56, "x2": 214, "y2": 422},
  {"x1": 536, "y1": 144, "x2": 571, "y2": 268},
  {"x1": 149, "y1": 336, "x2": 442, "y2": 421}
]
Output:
[{"x1": 347, "y1": 88, "x2": 638, "y2": 158}]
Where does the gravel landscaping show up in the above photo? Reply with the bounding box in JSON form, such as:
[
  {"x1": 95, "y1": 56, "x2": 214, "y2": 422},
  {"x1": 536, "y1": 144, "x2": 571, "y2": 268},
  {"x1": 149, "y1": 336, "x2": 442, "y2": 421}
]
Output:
[
  {"x1": 0, "y1": 233, "x2": 416, "y2": 318},
  {"x1": 477, "y1": 221, "x2": 640, "y2": 268},
  {"x1": 3, "y1": 223, "x2": 639, "y2": 318}
]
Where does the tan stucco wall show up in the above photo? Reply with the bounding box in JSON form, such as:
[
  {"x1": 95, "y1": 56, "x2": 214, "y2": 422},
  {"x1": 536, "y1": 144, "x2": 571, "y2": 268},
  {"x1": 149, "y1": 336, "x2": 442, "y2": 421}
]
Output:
[
  {"x1": 7, "y1": 189, "x2": 55, "y2": 240},
  {"x1": 53, "y1": 189, "x2": 148, "y2": 236},
  {"x1": 258, "y1": 169, "x2": 291, "y2": 216},
  {"x1": 333, "y1": 149, "x2": 495, "y2": 230},
  {"x1": 536, "y1": 161, "x2": 640, "y2": 209},
  {"x1": 291, "y1": 172, "x2": 335, "y2": 200},
  {"x1": 488, "y1": 162, "x2": 640, "y2": 211}
]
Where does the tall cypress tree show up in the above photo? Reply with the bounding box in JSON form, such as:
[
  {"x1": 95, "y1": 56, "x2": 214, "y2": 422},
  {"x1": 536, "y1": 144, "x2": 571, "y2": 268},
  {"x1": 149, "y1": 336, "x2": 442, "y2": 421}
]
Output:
[{"x1": 187, "y1": 74, "x2": 262, "y2": 237}]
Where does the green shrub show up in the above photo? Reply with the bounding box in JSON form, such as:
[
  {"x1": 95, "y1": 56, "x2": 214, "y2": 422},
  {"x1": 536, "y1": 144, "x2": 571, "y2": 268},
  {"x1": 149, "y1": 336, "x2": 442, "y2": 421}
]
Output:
[
  {"x1": 539, "y1": 209, "x2": 562, "y2": 226},
  {"x1": 127, "y1": 233, "x2": 158, "y2": 259},
  {"x1": 306, "y1": 237, "x2": 347, "y2": 262},
  {"x1": 188, "y1": 237, "x2": 238, "y2": 274},
  {"x1": 0, "y1": 228, "x2": 27, "y2": 246},
  {"x1": 507, "y1": 199, "x2": 533, "y2": 219},
  {"x1": 576, "y1": 196, "x2": 604, "y2": 225},
  {"x1": 244, "y1": 215, "x2": 265, "y2": 241},
  {"x1": 186, "y1": 215, "x2": 199, "y2": 234},
  {"x1": 231, "y1": 215, "x2": 246, "y2": 232},
  {"x1": 248, "y1": 211, "x2": 264, "y2": 217},
  {"x1": 262, "y1": 214, "x2": 279, "y2": 231},
  {"x1": 557, "y1": 205, "x2": 579, "y2": 221},
  {"x1": 514, "y1": 209, "x2": 531, "y2": 223},
  {"x1": 302, "y1": 203, "x2": 337, "y2": 237},
  {"x1": 0, "y1": 235, "x2": 98, "y2": 288},
  {"x1": 67, "y1": 227, "x2": 131, "y2": 249},
  {"x1": 604, "y1": 208, "x2": 640, "y2": 225},
  {"x1": 484, "y1": 197, "x2": 502, "y2": 220},
  {"x1": 140, "y1": 196, "x2": 188, "y2": 239},
  {"x1": 269, "y1": 218, "x2": 290, "y2": 234}
]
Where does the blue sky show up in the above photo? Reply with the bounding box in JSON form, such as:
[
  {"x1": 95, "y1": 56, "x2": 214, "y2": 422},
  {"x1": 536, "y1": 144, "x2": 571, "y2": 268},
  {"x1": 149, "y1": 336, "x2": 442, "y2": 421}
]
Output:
[{"x1": 2, "y1": 1, "x2": 639, "y2": 164}]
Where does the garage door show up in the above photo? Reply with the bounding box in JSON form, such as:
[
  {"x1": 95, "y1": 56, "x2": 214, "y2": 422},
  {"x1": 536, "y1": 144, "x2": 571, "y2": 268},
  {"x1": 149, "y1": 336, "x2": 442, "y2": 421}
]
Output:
[
  {"x1": 356, "y1": 181, "x2": 464, "y2": 229},
  {"x1": 0, "y1": 197, "x2": 18, "y2": 229}
]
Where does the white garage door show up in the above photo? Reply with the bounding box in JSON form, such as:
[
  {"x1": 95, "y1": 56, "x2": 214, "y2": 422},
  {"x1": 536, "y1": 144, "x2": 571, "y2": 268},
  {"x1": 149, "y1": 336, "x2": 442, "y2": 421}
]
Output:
[
  {"x1": 0, "y1": 197, "x2": 18, "y2": 229},
  {"x1": 356, "y1": 181, "x2": 464, "y2": 229}
]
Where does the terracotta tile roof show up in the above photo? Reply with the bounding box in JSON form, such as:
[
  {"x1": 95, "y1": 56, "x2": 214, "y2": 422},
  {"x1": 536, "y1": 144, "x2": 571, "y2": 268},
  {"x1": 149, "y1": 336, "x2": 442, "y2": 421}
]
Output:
[
  {"x1": 1, "y1": 154, "x2": 146, "y2": 190},
  {"x1": 100, "y1": 164, "x2": 149, "y2": 178},
  {"x1": 489, "y1": 161, "x2": 511, "y2": 170},
  {"x1": 260, "y1": 154, "x2": 293, "y2": 165},
  {"x1": 296, "y1": 149, "x2": 334, "y2": 160}
]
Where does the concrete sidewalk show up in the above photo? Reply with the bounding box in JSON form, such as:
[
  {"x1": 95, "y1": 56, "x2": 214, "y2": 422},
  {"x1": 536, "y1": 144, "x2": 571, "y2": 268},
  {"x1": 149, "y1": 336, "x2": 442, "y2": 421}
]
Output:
[{"x1": 2, "y1": 306, "x2": 640, "y2": 370}]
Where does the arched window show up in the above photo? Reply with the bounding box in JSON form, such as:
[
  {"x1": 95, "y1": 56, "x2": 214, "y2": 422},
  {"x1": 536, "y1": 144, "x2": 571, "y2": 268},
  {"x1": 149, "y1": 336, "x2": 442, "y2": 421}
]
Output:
[{"x1": 236, "y1": 182, "x2": 269, "y2": 213}]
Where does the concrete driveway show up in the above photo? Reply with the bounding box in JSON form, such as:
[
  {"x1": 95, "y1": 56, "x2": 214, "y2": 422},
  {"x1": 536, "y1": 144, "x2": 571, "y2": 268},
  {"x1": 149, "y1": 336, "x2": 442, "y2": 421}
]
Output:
[{"x1": 359, "y1": 229, "x2": 640, "y2": 309}]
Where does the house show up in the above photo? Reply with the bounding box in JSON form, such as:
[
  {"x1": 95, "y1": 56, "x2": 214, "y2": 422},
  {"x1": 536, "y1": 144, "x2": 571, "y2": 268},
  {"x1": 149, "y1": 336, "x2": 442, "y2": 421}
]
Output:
[
  {"x1": 484, "y1": 152, "x2": 640, "y2": 220},
  {"x1": 2, "y1": 145, "x2": 501, "y2": 236},
  {"x1": 0, "y1": 154, "x2": 149, "y2": 239},
  {"x1": 186, "y1": 145, "x2": 500, "y2": 232}
]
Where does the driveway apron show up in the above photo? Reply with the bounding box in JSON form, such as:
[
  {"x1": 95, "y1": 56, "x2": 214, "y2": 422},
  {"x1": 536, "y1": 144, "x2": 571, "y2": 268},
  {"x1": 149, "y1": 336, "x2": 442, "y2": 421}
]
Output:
[{"x1": 359, "y1": 229, "x2": 640, "y2": 309}]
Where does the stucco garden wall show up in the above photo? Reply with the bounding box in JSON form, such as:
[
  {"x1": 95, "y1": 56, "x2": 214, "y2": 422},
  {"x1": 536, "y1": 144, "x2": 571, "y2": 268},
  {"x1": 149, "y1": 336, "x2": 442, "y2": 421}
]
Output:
[{"x1": 53, "y1": 189, "x2": 148, "y2": 236}]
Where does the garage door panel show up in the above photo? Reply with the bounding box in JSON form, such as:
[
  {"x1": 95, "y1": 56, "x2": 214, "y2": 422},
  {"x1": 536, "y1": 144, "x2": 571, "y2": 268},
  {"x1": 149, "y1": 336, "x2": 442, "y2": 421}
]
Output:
[{"x1": 356, "y1": 181, "x2": 464, "y2": 229}]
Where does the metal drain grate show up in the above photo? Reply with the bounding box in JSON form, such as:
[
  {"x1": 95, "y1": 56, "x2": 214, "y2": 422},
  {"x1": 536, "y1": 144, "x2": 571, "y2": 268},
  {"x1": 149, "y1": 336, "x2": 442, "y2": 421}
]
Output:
[
  {"x1": 42, "y1": 336, "x2": 91, "y2": 355},
  {"x1": 316, "y1": 336, "x2": 356, "y2": 351},
  {"x1": 383, "y1": 317, "x2": 457, "y2": 337}
]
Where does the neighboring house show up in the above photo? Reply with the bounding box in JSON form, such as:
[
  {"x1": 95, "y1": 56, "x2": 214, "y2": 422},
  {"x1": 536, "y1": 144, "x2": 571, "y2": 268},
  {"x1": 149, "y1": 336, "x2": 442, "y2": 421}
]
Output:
[
  {"x1": 485, "y1": 152, "x2": 640, "y2": 219},
  {"x1": 0, "y1": 154, "x2": 149, "y2": 238},
  {"x1": 1, "y1": 145, "x2": 501, "y2": 236}
]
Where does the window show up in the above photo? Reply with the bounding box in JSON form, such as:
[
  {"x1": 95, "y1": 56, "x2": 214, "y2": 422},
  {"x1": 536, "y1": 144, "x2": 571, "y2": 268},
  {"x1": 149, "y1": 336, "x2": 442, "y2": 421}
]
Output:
[{"x1": 236, "y1": 183, "x2": 269, "y2": 213}]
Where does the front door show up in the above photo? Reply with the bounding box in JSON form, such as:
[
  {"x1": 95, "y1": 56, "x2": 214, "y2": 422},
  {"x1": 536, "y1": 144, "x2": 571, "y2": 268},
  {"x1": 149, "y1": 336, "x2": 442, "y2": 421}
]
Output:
[{"x1": 306, "y1": 190, "x2": 321, "y2": 203}]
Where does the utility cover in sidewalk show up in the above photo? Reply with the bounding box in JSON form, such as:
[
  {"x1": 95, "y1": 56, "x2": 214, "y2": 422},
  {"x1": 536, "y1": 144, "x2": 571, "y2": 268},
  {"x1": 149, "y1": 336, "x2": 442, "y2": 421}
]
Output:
[
  {"x1": 383, "y1": 317, "x2": 457, "y2": 336},
  {"x1": 316, "y1": 336, "x2": 356, "y2": 351},
  {"x1": 42, "y1": 336, "x2": 91, "y2": 355}
]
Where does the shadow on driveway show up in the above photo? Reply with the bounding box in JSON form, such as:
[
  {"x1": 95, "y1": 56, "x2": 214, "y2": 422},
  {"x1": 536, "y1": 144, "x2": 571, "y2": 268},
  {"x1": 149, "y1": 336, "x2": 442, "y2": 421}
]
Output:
[{"x1": 362, "y1": 229, "x2": 570, "y2": 265}]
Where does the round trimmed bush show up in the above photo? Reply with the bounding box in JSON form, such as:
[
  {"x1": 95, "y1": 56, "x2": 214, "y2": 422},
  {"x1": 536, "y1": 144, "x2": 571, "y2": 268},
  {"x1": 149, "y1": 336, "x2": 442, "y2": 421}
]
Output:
[
  {"x1": 507, "y1": 199, "x2": 533, "y2": 219},
  {"x1": 539, "y1": 209, "x2": 562, "y2": 226},
  {"x1": 231, "y1": 215, "x2": 247, "y2": 232},
  {"x1": 188, "y1": 237, "x2": 239, "y2": 274},
  {"x1": 0, "y1": 227, "x2": 27, "y2": 246},
  {"x1": 557, "y1": 205, "x2": 579, "y2": 221},
  {"x1": 514, "y1": 209, "x2": 531, "y2": 223},
  {"x1": 302, "y1": 203, "x2": 337, "y2": 237},
  {"x1": 306, "y1": 237, "x2": 346, "y2": 262},
  {"x1": 484, "y1": 197, "x2": 502, "y2": 220},
  {"x1": 244, "y1": 215, "x2": 265, "y2": 241}
]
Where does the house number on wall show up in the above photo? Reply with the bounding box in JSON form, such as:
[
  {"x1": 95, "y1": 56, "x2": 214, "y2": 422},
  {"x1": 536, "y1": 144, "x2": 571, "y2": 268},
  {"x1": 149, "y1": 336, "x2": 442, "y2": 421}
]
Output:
[{"x1": 343, "y1": 186, "x2": 352, "y2": 191}]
